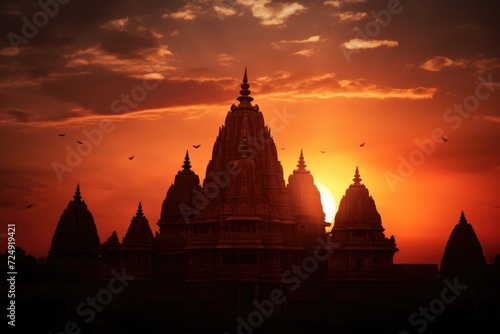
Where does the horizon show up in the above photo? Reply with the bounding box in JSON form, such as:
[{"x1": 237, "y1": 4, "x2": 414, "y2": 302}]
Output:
[{"x1": 1, "y1": 0, "x2": 499, "y2": 267}]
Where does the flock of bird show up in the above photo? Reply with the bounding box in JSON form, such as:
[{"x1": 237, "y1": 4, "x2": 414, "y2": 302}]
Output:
[{"x1": 42, "y1": 133, "x2": 449, "y2": 209}]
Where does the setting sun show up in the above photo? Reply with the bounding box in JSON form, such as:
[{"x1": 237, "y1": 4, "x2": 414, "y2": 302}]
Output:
[{"x1": 315, "y1": 182, "x2": 336, "y2": 224}]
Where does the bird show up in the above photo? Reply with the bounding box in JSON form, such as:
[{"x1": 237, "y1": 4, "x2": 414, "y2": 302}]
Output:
[
  {"x1": 27, "y1": 204, "x2": 33, "y2": 208},
  {"x1": 320, "y1": 151, "x2": 326, "y2": 153},
  {"x1": 128, "y1": 156, "x2": 134, "y2": 160},
  {"x1": 193, "y1": 145, "x2": 201, "y2": 149},
  {"x1": 442, "y1": 137, "x2": 448, "y2": 142},
  {"x1": 360, "y1": 143, "x2": 365, "y2": 147},
  {"x1": 280, "y1": 147, "x2": 285, "y2": 150},
  {"x1": 77, "y1": 140, "x2": 83, "y2": 144},
  {"x1": 58, "y1": 134, "x2": 65, "y2": 137}
]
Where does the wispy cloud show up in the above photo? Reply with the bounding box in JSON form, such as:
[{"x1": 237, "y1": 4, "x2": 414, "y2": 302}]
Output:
[
  {"x1": 420, "y1": 56, "x2": 468, "y2": 72},
  {"x1": 342, "y1": 38, "x2": 398, "y2": 50},
  {"x1": 237, "y1": 0, "x2": 306, "y2": 26},
  {"x1": 473, "y1": 58, "x2": 500, "y2": 73},
  {"x1": 294, "y1": 49, "x2": 315, "y2": 57},
  {"x1": 476, "y1": 115, "x2": 500, "y2": 124},
  {"x1": 324, "y1": 0, "x2": 366, "y2": 8},
  {"x1": 335, "y1": 11, "x2": 367, "y2": 22},
  {"x1": 100, "y1": 17, "x2": 129, "y2": 31},
  {"x1": 271, "y1": 35, "x2": 322, "y2": 49},
  {"x1": 217, "y1": 53, "x2": 237, "y2": 66}
]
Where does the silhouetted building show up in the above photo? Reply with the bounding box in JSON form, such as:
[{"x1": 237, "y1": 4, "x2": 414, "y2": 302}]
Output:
[
  {"x1": 328, "y1": 167, "x2": 398, "y2": 281},
  {"x1": 48, "y1": 183, "x2": 100, "y2": 280},
  {"x1": 36, "y1": 69, "x2": 497, "y2": 333},
  {"x1": 440, "y1": 211, "x2": 487, "y2": 280}
]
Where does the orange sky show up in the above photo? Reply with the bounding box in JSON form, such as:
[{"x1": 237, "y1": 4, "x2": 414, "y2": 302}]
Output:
[{"x1": 1, "y1": 0, "x2": 499, "y2": 266}]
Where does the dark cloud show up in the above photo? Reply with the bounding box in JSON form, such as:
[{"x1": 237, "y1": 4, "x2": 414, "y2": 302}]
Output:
[
  {"x1": 100, "y1": 30, "x2": 160, "y2": 58},
  {"x1": 0, "y1": 108, "x2": 32, "y2": 123}
]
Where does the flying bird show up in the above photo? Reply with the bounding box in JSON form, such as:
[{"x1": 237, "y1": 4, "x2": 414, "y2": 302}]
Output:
[
  {"x1": 360, "y1": 143, "x2": 365, "y2": 147},
  {"x1": 280, "y1": 147, "x2": 285, "y2": 150},
  {"x1": 58, "y1": 134, "x2": 65, "y2": 137},
  {"x1": 128, "y1": 156, "x2": 134, "y2": 160},
  {"x1": 442, "y1": 137, "x2": 448, "y2": 142},
  {"x1": 27, "y1": 204, "x2": 33, "y2": 208},
  {"x1": 193, "y1": 145, "x2": 201, "y2": 149},
  {"x1": 77, "y1": 140, "x2": 83, "y2": 144},
  {"x1": 320, "y1": 151, "x2": 326, "y2": 153}
]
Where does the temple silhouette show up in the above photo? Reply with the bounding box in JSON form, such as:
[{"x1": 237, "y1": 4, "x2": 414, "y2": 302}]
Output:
[{"x1": 9, "y1": 69, "x2": 499, "y2": 333}]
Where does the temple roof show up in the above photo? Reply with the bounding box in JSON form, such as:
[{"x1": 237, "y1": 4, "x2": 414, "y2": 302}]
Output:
[
  {"x1": 123, "y1": 202, "x2": 155, "y2": 248},
  {"x1": 440, "y1": 211, "x2": 486, "y2": 276},
  {"x1": 196, "y1": 69, "x2": 293, "y2": 222},
  {"x1": 333, "y1": 167, "x2": 382, "y2": 229},
  {"x1": 287, "y1": 150, "x2": 325, "y2": 222},
  {"x1": 49, "y1": 184, "x2": 100, "y2": 253},
  {"x1": 158, "y1": 151, "x2": 201, "y2": 224}
]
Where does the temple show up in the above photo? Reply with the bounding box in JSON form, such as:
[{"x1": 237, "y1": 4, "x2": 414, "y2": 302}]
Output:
[
  {"x1": 36, "y1": 69, "x2": 496, "y2": 333},
  {"x1": 440, "y1": 211, "x2": 487, "y2": 280}
]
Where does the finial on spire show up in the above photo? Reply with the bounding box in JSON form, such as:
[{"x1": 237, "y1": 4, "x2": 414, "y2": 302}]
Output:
[
  {"x1": 243, "y1": 67, "x2": 248, "y2": 83},
  {"x1": 353, "y1": 166, "x2": 362, "y2": 185},
  {"x1": 73, "y1": 183, "x2": 82, "y2": 202},
  {"x1": 459, "y1": 210, "x2": 468, "y2": 225},
  {"x1": 182, "y1": 150, "x2": 191, "y2": 171},
  {"x1": 136, "y1": 201, "x2": 144, "y2": 218},
  {"x1": 297, "y1": 149, "x2": 307, "y2": 170},
  {"x1": 236, "y1": 67, "x2": 254, "y2": 106}
]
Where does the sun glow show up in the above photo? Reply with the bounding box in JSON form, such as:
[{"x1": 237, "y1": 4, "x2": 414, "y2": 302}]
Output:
[{"x1": 315, "y1": 182, "x2": 336, "y2": 224}]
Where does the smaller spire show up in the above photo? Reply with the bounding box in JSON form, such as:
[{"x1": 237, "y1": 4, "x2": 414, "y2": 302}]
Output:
[
  {"x1": 459, "y1": 211, "x2": 468, "y2": 225},
  {"x1": 136, "y1": 201, "x2": 144, "y2": 218},
  {"x1": 73, "y1": 183, "x2": 82, "y2": 202},
  {"x1": 353, "y1": 166, "x2": 362, "y2": 185},
  {"x1": 297, "y1": 149, "x2": 307, "y2": 171},
  {"x1": 236, "y1": 67, "x2": 254, "y2": 106},
  {"x1": 182, "y1": 150, "x2": 191, "y2": 172}
]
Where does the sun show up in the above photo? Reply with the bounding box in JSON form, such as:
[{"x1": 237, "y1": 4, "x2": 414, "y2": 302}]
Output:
[{"x1": 315, "y1": 182, "x2": 336, "y2": 224}]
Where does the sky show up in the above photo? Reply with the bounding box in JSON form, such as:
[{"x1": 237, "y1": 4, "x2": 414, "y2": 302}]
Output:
[{"x1": 1, "y1": 0, "x2": 499, "y2": 266}]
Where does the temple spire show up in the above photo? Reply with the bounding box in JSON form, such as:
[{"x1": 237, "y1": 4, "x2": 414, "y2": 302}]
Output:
[
  {"x1": 136, "y1": 201, "x2": 144, "y2": 218},
  {"x1": 459, "y1": 210, "x2": 468, "y2": 225},
  {"x1": 236, "y1": 67, "x2": 254, "y2": 105},
  {"x1": 73, "y1": 183, "x2": 82, "y2": 202},
  {"x1": 353, "y1": 166, "x2": 362, "y2": 185},
  {"x1": 297, "y1": 149, "x2": 307, "y2": 171},
  {"x1": 182, "y1": 150, "x2": 191, "y2": 172}
]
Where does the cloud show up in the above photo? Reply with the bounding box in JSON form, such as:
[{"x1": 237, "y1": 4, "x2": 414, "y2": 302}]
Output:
[
  {"x1": 294, "y1": 49, "x2": 315, "y2": 57},
  {"x1": 162, "y1": 3, "x2": 199, "y2": 21},
  {"x1": 254, "y1": 72, "x2": 436, "y2": 101},
  {"x1": 277, "y1": 35, "x2": 321, "y2": 44},
  {"x1": 237, "y1": 0, "x2": 306, "y2": 26},
  {"x1": 271, "y1": 35, "x2": 322, "y2": 49},
  {"x1": 420, "y1": 56, "x2": 468, "y2": 72},
  {"x1": 342, "y1": 38, "x2": 398, "y2": 50},
  {"x1": 0, "y1": 108, "x2": 33, "y2": 123},
  {"x1": 100, "y1": 18, "x2": 129, "y2": 31},
  {"x1": 213, "y1": 2, "x2": 238, "y2": 19},
  {"x1": 477, "y1": 115, "x2": 500, "y2": 124},
  {"x1": 324, "y1": 0, "x2": 366, "y2": 8},
  {"x1": 335, "y1": 11, "x2": 367, "y2": 22},
  {"x1": 473, "y1": 58, "x2": 500, "y2": 73},
  {"x1": 217, "y1": 53, "x2": 237, "y2": 66}
]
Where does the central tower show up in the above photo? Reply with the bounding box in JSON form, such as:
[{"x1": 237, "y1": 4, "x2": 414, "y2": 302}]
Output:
[{"x1": 185, "y1": 69, "x2": 304, "y2": 289}]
